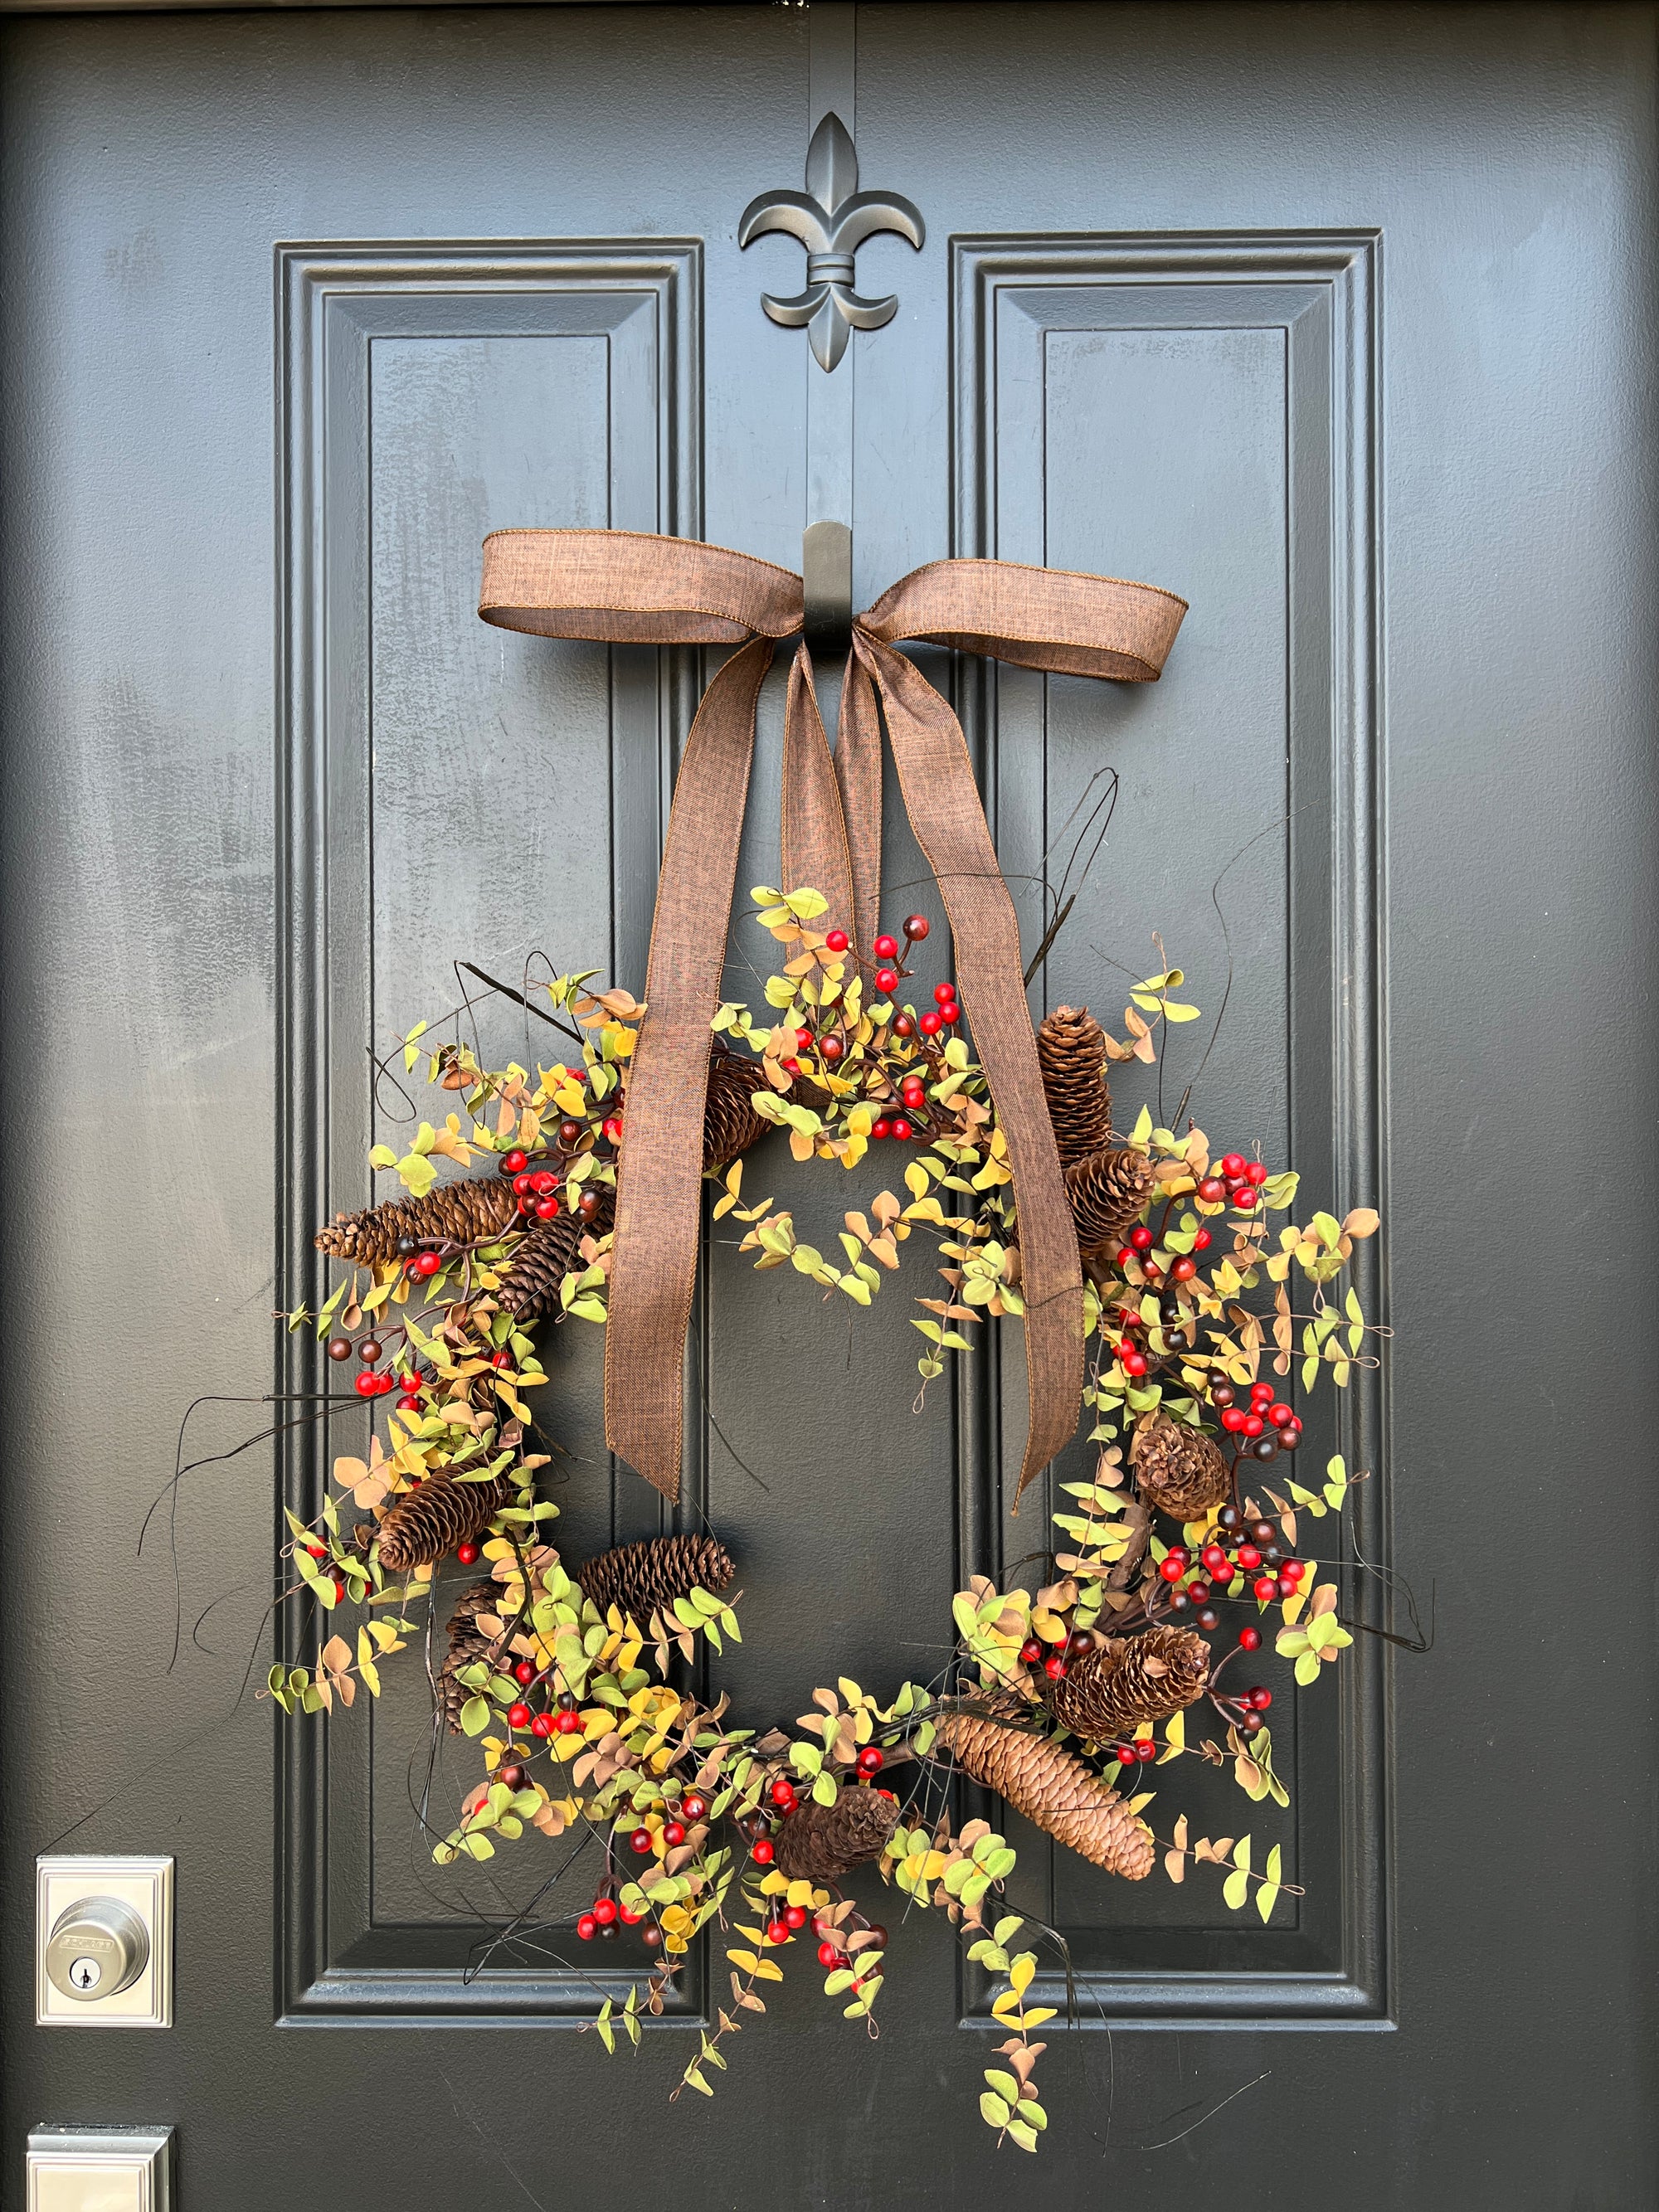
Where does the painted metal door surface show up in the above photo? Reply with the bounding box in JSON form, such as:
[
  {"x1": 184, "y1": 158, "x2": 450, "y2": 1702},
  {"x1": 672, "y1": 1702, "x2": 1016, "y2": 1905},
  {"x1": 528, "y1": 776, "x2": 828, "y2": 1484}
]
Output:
[{"x1": 3, "y1": 5, "x2": 1654, "y2": 2205}]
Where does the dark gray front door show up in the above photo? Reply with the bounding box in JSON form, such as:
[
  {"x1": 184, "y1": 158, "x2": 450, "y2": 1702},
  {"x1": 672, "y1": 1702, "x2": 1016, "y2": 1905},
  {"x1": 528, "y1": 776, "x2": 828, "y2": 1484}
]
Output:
[{"x1": 5, "y1": 6, "x2": 1653, "y2": 2205}]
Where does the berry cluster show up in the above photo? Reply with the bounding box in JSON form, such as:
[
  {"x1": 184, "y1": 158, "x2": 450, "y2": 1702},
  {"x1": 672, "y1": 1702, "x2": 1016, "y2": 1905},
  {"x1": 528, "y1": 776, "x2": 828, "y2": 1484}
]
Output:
[
  {"x1": 503, "y1": 1685, "x2": 584, "y2": 1743},
  {"x1": 326, "y1": 1330, "x2": 429, "y2": 1412},
  {"x1": 1196, "y1": 1150, "x2": 1271, "y2": 1213},
  {"x1": 1213, "y1": 1377, "x2": 1303, "y2": 1460},
  {"x1": 1159, "y1": 1506, "x2": 1307, "y2": 1626},
  {"x1": 784, "y1": 912, "x2": 956, "y2": 1138}
]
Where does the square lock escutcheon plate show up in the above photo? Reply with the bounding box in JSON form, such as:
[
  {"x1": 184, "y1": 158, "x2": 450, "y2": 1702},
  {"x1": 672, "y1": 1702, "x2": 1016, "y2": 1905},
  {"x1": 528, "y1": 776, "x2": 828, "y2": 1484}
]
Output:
[{"x1": 36, "y1": 1857, "x2": 173, "y2": 2027}]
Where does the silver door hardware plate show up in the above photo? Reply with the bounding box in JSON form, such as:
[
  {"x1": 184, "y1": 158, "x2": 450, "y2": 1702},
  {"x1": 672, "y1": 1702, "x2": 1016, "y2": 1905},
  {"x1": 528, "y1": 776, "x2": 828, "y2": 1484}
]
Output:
[
  {"x1": 27, "y1": 2127, "x2": 173, "y2": 2212},
  {"x1": 36, "y1": 1858, "x2": 173, "y2": 2028}
]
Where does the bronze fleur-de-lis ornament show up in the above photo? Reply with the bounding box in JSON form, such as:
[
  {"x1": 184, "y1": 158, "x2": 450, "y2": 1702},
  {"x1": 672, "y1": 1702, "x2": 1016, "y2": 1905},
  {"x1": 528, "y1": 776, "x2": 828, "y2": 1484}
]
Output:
[{"x1": 739, "y1": 111, "x2": 924, "y2": 371}]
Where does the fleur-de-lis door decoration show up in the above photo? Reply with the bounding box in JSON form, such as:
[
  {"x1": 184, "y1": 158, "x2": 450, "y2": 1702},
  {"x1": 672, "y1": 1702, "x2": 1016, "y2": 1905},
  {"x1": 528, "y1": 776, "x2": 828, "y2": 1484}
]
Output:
[{"x1": 739, "y1": 111, "x2": 925, "y2": 371}]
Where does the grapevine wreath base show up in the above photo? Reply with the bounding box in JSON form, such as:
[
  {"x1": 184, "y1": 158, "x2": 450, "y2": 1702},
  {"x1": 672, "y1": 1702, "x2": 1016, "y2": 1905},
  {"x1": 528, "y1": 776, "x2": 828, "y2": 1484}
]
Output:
[{"x1": 276, "y1": 889, "x2": 1381, "y2": 2150}]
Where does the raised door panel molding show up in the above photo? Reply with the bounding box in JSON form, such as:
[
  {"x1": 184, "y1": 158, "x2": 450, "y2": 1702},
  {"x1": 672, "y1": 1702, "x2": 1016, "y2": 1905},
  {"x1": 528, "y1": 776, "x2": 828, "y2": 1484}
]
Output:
[
  {"x1": 952, "y1": 235, "x2": 1389, "y2": 2025},
  {"x1": 276, "y1": 242, "x2": 701, "y2": 2021}
]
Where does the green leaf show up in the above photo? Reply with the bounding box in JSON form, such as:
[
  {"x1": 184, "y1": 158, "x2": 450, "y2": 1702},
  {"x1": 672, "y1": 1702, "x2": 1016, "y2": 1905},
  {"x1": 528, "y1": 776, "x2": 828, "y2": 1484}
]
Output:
[
  {"x1": 980, "y1": 2093, "x2": 1012, "y2": 2128},
  {"x1": 1006, "y1": 2121, "x2": 1039, "y2": 2152}
]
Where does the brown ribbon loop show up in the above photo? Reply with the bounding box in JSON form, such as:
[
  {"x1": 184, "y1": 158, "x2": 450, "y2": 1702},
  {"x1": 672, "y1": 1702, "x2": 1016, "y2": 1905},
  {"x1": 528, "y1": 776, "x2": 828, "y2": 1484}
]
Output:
[{"x1": 479, "y1": 529, "x2": 1186, "y2": 1507}]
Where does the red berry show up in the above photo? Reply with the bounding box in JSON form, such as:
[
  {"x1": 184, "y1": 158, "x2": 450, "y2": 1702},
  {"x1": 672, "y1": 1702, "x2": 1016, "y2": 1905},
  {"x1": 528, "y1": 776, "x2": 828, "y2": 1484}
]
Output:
[
  {"x1": 890, "y1": 1118, "x2": 912, "y2": 1141},
  {"x1": 1282, "y1": 1558, "x2": 1305, "y2": 1582},
  {"x1": 1019, "y1": 1638, "x2": 1043, "y2": 1665},
  {"x1": 1202, "y1": 1543, "x2": 1228, "y2": 1574},
  {"x1": 492, "y1": 1349, "x2": 513, "y2": 1370},
  {"x1": 1237, "y1": 1544, "x2": 1261, "y2": 1570},
  {"x1": 795, "y1": 1028, "x2": 812, "y2": 1050},
  {"x1": 1170, "y1": 1255, "x2": 1198, "y2": 1282},
  {"x1": 414, "y1": 1249, "x2": 443, "y2": 1276},
  {"x1": 1188, "y1": 1578, "x2": 1210, "y2": 1605},
  {"x1": 1243, "y1": 1414, "x2": 1265, "y2": 1439},
  {"x1": 662, "y1": 1820, "x2": 686, "y2": 1847},
  {"x1": 818, "y1": 1940, "x2": 841, "y2": 1968},
  {"x1": 1250, "y1": 1380, "x2": 1275, "y2": 1406},
  {"x1": 1194, "y1": 1228, "x2": 1212, "y2": 1250},
  {"x1": 576, "y1": 1913, "x2": 597, "y2": 1941},
  {"x1": 871, "y1": 1119, "x2": 892, "y2": 1140},
  {"x1": 1221, "y1": 1407, "x2": 1248, "y2": 1434},
  {"x1": 1246, "y1": 1160, "x2": 1269, "y2": 1186},
  {"x1": 1115, "y1": 1744, "x2": 1137, "y2": 1767},
  {"x1": 1115, "y1": 1246, "x2": 1136, "y2": 1268},
  {"x1": 825, "y1": 929, "x2": 849, "y2": 952},
  {"x1": 593, "y1": 1897, "x2": 618, "y2": 1926},
  {"x1": 530, "y1": 1169, "x2": 557, "y2": 1194},
  {"x1": 771, "y1": 1778, "x2": 795, "y2": 1808},
  {"x1": 630, "y1": 1827, "x2": 653, "y2": 1854},
  {"x1": 501, "y1": 1149, "x2": 528, "y2": 1175},
  {"x1": 875, "y1": 967, "x2": 900, "y2": 994},
  {"x1": 784, "y1": 1904, "x2": 809, "y2": 1930},
  {"x1": 602, "y1": 1116, "x2": 624, "y2": 1145},
  {"x1": 940, "y1": 1002, "x2": 961, "y2": 1023},
  {"x1": 820, "y1": 1035, "x2": 844, "y2": 1063},
  {"x1": 507, "y1": 1702, "x2": 532, "y2": 1728},
  {"x1": 1158, "y1": 1555, "x2": 1185, "y2": 1582},
  {"x1": 1130, "y1": 1225, "x2": 1155, "y2": 1252},
  {"x1": 530, "y1": 1712, "x2": 555, "y2": 1738},
  {"x1": 1238, "y1": 1626, "x2": 1262, "y2": 1651},
  {"x1": 1043, "y1": 1653, "x2": 1068, "y2": 1680},
  {"x1": 856, "y1": 1746, "x2": 884, "y2": 1775},
  {"x1": 1277, "y1": 1576, "x2": 1297, "y2": 1598},
  {"x1": 534, "y1": 1194, "x2": 561, "y2": 1220},
  {"x1": 1121, "y1": 1349, "x2": 1149, "y2": 1377},
  {"x1": 618, "y1": 1903, "x2": 644, "y2": 1925},
  {"x1": 1250, "y1": 1687, "x2": 1273, "y2": 1710},
  {"x1": 513, "y1": 1172, "x2": 538, "y2": 1199},
  {"x1": 556, "y1": 1709, "x2": 582, "y2": 1735},
  {"x1": 1234, "y1": 1188, "x2": 1258, "y2": 1210},
  {"x1": 353, "y1": 1371, "x2": 380, "y2": 1398},
  {"x1": 1270, "y1": 1402, "x2": 1296, "y2": 1427},
  {"x1": 901, "y1": 1077, "x2": 926, "y2": 1102},
  {"x1": 1221, "y1": 1152, "x2": 1246, "y2": 1178},
  {"x1": 681, "y1": 1792, "x2": 708, "y2": 1821},
  {"x1": 892, "y1": 1014, "x2": 914, "y2": 1038},
  {"x1": 1135, "y1": 1738, "x2": 1157, "y2": 1762},
  {"x1": 933, "y1": 983, "x2": 956, "y2": 1006},
  {"x1": 456, "y1": 1540, "x2": 480, "y2": 1567},
  {"x1": 765, "y1": 1919, "x2": 789, "y2": 1945},
  {"x1": 1197, "y1": 1175, "x2": 1227, "y2": 1203},
  {"x1": 918, "y1": 1010, "x2": 943, "y2": 1036},
  {"x1": 1253, "y1": 1576, "x2": 1279, "y2": 1602},
  {"x1": 902, "y1": 914, "x2": 930, "y2": 941},
  {"x1": 304, "y1": 1539, "x2": 328, "y2": 1558},
  {"x1": 873, "y1": 934, "x2": 900, "y2": 960}
]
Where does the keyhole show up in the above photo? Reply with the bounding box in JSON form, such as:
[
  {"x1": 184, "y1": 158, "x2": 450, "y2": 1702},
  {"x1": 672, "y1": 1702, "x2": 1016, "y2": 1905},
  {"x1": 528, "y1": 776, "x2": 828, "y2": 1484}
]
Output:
[{"x1": 69, "y1": 1957, "x2": 101, "y2": 1991}]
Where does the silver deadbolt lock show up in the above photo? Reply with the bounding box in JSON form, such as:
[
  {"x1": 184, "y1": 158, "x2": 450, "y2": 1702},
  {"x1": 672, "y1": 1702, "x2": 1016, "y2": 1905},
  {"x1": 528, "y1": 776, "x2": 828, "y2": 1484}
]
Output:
[{"x1": 45, "y1": 1894, "x2": 150, "y2": 2001}]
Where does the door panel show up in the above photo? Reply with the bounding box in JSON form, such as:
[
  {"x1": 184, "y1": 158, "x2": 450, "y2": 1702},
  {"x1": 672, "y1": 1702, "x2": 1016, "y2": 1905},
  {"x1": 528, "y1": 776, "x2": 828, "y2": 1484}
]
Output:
[{"x1": 4, "y1": 6, "x2": 1654, "y2": 2206}]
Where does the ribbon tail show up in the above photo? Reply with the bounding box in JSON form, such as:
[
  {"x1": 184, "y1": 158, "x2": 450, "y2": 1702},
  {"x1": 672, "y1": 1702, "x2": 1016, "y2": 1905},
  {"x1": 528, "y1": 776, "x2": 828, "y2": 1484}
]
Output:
[
  {"x1": 852, "y1": 631, "x2": 1083, "y2": 1504},
  {"x1": 605, "y1": 634, "x2": 777, "y2": 1500},
  {"x1": 834, "y1": 652, "x2": 884, "y2": 960},
  {"x1": 782, "y1": 644, "x2": 857, "y2": 936}
]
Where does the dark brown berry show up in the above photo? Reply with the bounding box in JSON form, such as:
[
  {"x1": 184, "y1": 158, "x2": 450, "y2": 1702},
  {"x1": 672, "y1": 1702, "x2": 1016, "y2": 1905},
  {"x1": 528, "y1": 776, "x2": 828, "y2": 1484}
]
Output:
[
  {"x1": 326, "y1": 1337, "x2": 353, "y2": 1363},
  {"x1": 358, "y1": 1339, "x2": 382, "y2": 1366}
]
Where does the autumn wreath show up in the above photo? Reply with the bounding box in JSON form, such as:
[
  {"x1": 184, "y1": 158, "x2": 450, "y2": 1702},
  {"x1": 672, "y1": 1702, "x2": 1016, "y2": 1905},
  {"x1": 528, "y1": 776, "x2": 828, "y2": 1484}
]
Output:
[{"x1": 275, "y1": 885, "x2": 1381, "y2": 2150}]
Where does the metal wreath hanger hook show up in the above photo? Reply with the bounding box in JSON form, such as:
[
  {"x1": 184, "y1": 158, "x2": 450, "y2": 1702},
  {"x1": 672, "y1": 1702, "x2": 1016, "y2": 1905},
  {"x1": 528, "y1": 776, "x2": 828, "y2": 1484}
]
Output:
[
  {"x1": 802, "y1": 518, "x2": 854, "y2": 658},
  {"x1": 740, "y1": 110, "x2": 925, "y2": 372}
]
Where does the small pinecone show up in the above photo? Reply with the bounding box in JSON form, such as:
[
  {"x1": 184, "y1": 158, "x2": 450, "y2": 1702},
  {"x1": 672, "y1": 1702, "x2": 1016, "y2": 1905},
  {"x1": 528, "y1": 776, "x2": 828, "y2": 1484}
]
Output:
[
  {"x1": 774, "y1": 1786, "x2": 901, "y2": 1884},
  {"x1": 1047, "y1": 1626, "x2": 1211, "y2": 1743},
  {"x1": 1131, "y1": 1410, "x2": 1231, "y2": 1522},
  {"x1": 577, "y1": 1532, "x2": 736, "y2": 1626},
  {"x1": 704, "y1": 1044, "x2": 776, "y2": 1173},
  {"x1": 497, "y1": 1198, "x2": 613, "y2": 1324},
  {"x1": 315, "y1": 1176, "x2": 519, "y2": 1268},
  {"x1": 1064, "y1": 1145, "x2": 1155, "y2": 1254},
  {"x1": 376, "y1": 1472, "x2": 513, "y2": 1573},
  {"x1": 439, "y1": 1578, "x2": 503, "y2": 1732},
  {"x1": 1036, "y1": 1006, "x2": 1113, "y2": 1166},
  {"x1": 936, "y1": 1709, "x2": 1154, "y2": 1878}
]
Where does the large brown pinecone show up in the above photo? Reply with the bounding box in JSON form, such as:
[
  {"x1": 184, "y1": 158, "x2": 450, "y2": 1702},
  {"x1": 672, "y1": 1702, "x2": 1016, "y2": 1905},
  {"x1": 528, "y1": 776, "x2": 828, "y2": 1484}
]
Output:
[
  {"x1": 577, "y1": 1533, "x2": 736, "y2": 1626},
  {"x1": 376, "y1": 1472, "x2": 514, "y2": 1573},
  {"x1": 1064, "y1": 1145, "x2": 1155, "y2": 1254},
  {"x1": 1036, "y1": 1006, "x2": 1113, "y2": 1166},
  {"x1": 936, "y1": 1709, "x2": 1154, "y2": 1878},
  {"x1": 1131, "y1": 1410, "x2": 1231, "y2": 1522},
  {"x1": 497, "y1": 1197, "x2": 614, "y2": 1323},
  {"x1": 1047, "y1": 1626, "x2": 1211, "y2": 1743},
  {"x1": 704, "y1": 1044, "x2": 776, "y2": 1173},
  {"x1": 439, "y1": 1578, "x2": 504, "y2": 1732},
  {"x1": 315, "y1": 1177, "x2": 520, "y2": 1268},
  {"x1": 774, "y1": 1786, "x2": 901, "y2": 1884}
]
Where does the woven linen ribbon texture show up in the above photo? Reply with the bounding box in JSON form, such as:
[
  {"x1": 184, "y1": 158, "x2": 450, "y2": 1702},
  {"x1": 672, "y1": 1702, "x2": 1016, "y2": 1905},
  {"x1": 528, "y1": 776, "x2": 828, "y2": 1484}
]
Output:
[{"x1": 479, "y1": 529, "x2": 1186, "y2": 1505}]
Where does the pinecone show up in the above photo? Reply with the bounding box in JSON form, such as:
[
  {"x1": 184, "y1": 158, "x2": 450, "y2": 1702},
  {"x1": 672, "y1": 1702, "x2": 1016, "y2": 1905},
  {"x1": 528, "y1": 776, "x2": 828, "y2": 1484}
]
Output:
[
  {"x1": 577, "y1": 1533, "x2": 737, "y2": 1627},
  {"x1": 314, "y1": 1176, "x2": 519, "y2": 1268},
  {"x1": 937, "y1": 1709, "x2": 1153, "y2": 1878},
  {"x1": 1131, "y1": 1410, "x2": 1231, "y2": 1522},
  {"x1": 439, "y1": 1578, "x2": 504, "y2": 1731},
  {"x1": 376, "y1": 1472, "x2": 514, "y2": 1573},
  {"x1": 1064, "y1": 1144, "x2": 1155, "y2": 1254},
  {"x1": 497, "y1": 1198, "x2": 614, "y2": 1323},
  {"x1": 774, "y1": 1786, "x2": 901, "y2": 1884},
  {"x1": 1036, "y1": 1006, "x2": 1113, "y2": 1166},
  {"x1": 1046, "y1": 1626, "x2": 1211, "y2": 1743},
  {"x1": 704, "y1": 1044, "x2": 776, "y2": 1173}
]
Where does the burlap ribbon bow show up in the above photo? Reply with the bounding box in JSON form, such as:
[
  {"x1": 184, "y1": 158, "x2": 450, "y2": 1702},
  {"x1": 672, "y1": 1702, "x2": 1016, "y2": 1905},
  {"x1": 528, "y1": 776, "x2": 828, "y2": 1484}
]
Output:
[{"x1": 479, "y1": 530, "x2": 1186, "y2": 1505}]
